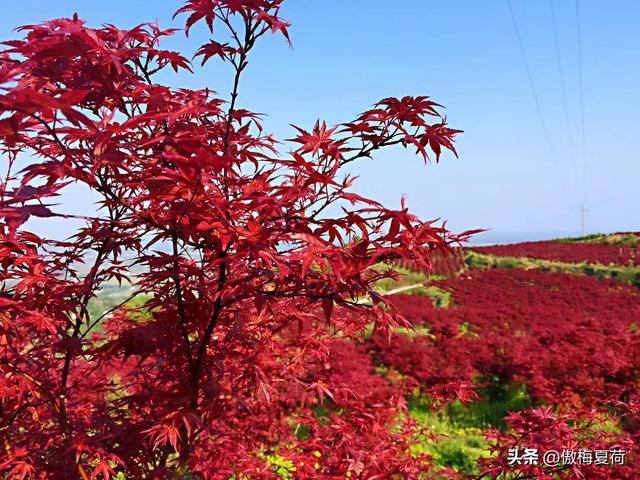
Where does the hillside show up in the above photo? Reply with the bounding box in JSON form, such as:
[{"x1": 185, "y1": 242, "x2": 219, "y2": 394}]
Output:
[{"x1": 61, "y1": 233, "x2": 640, "y2": 477}]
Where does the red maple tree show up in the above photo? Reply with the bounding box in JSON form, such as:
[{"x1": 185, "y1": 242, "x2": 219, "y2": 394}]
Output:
[{"x1": 0, "y1": 1, "x2": 471, "y2": 478}]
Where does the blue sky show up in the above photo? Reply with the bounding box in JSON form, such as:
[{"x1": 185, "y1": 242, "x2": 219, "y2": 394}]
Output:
[{"x1": 2, "y1": 1, "x2": 639, "y2": 243}]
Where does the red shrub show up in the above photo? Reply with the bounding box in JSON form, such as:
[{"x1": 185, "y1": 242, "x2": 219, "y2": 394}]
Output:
[
  {"x1": 479, "y1": 407, "x2": 639, "y2": 480},
  {"x1": 472, "y1": 241, "x2": 640, "y2": 266}
]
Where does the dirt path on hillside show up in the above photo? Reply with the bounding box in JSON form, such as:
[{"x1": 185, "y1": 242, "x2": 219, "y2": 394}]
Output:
[{"x1": 380, "y1": 283, "x2": 425, "y2": 295}]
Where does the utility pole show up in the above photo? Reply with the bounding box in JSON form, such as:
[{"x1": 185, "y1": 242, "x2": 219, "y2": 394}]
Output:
[{"x1": 580, "y1": 204, "x2": 587, "y2": 236}]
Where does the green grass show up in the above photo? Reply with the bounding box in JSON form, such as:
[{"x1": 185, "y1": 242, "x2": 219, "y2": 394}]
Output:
[
  {"x1": 446, "y1": 382, "x2": 532, "y2": 430},
  {"x1": 398, "y1": 285, "x2": 452, "y2": 308},
  {"x1": 408, "y1": 382, "x2": 532, "y2": 474},
  {"x1": 465, "y1": 250, "x2": 640, "y2": 286},
  {"x1": 408, "y1": 394, "x2": 491, "y2": 474},
  {"x1": 372, "y1": 265, "x2": 428, "y2": 292},
  {"x1": 555, "y1": 232, "x2": 639, "y2": 247}
]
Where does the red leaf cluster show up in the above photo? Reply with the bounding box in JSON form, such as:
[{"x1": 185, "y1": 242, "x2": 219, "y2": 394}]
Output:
[{"x1": 0, "y1": 1, "x2": 465, "y2": 478}]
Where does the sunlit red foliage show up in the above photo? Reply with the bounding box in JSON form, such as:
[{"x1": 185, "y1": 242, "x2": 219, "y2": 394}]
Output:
[
  {"x1": 479, "y1": 407, "x2": 639, "y2": 480},
  {"x1": 472, "y1": 241, "x2": 640, "y2": 266},
  {"x1": 378, "y1": 269, "x2": 640, "y2": 408},
  {"x1": 0, "y1": 1, "x2": 473, "y2": 478},
  {"x1": 369, "y1": 268, "x2": 640, "y2": 477}
]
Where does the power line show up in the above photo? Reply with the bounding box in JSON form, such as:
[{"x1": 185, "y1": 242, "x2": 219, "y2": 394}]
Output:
[
  {"x1": 575, "y1": 0, "x2": 588, "y2": 234},
  {"x1": 506, "y1": 0, "x2": 554, "y2": 157},
  {"x1": 550, "y1": 0, "x2": 584, "y2": 235},
  {"x1": 575, "y1": 0, "x2": 587, "y2": 187},
  {"x1": 549, "y1": 0, "x2": 576, "y2": 174}
]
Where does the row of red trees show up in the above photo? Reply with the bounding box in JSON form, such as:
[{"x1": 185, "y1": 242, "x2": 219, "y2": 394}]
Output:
[{"x1": 472, "y1": 241, "x2": 640, "y2": 266}]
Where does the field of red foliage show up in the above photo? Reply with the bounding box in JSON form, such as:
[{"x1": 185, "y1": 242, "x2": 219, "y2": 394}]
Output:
[
  {"x1": 365, "y1": 268, "x2": 640, "y2": 478},
  {"x1": 379, "y1": 269, "x2": 640, "y2": 406},
  {"x1": 471, "y1": 241, "x2": 640, "y2": 266}
]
